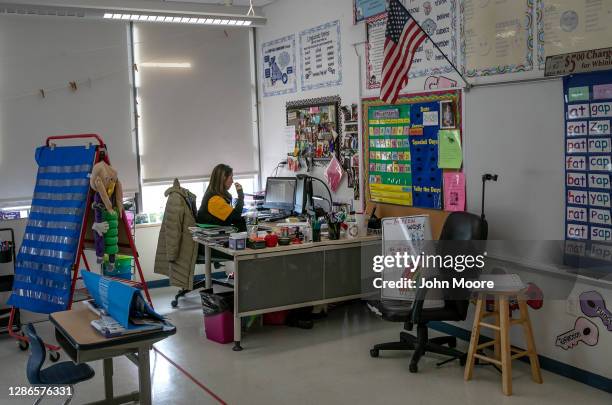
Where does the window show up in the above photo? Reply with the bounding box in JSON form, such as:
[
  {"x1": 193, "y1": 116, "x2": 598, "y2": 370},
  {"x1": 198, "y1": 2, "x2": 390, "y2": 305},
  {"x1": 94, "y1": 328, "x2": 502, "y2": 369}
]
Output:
[{"x1": 140, "y1": 174, "x2": 258, "y2": 222}]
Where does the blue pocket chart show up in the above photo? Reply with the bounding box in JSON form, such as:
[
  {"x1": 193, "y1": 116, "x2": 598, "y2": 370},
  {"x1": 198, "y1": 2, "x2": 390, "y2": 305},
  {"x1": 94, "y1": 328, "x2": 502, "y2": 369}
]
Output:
[{"x1": 564, "y1": 70, "x2": 612, "y2": 272}]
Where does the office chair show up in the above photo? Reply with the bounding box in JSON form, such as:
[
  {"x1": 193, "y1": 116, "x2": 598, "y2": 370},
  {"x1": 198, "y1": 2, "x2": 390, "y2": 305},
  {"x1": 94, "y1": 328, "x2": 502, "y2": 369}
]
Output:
[
  {"x1": 171, "y1": 252, "x2": 226, "y2": 308},
  {"x1": 24, "y1": 323, "x2": 95, "y2": 405},
  {"x1": 369, "y1": 212, "x2": 486, "y2": 373}
]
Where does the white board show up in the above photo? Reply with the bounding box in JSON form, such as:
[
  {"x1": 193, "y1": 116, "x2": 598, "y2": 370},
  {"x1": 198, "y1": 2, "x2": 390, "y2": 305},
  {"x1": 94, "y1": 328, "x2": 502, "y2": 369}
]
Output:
[{"x1": 382, "y1": 215, "x2": 435, "y2": 301}]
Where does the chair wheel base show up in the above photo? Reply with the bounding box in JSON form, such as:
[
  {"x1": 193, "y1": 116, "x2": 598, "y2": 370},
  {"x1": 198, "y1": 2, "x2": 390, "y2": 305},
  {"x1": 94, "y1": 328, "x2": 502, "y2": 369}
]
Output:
[
  {"x1": 370, "y1": 349, "x2": 379, "y2": 358},
  {"x1": 409, "y1": 362, "x2": 418, "y2": 373},
  {"x1": 18, "y1": 339, "x2": 29, "y2": 351},
  {"x1": 49, "y1": 351, "x2": 60, "y2": 362},
  {"x1": 170, "y1": 300, "x2": 178, "y2": 308},
  {"x1": 233, "y1": 342, "x2": 243, "y2": 351}
]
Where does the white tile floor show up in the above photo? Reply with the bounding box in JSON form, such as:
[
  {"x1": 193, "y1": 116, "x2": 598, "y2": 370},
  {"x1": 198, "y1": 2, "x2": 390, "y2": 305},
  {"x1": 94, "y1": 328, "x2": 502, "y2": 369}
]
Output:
[{"x1": 0, "y1": 287, "x2": 610, "y2": 405}]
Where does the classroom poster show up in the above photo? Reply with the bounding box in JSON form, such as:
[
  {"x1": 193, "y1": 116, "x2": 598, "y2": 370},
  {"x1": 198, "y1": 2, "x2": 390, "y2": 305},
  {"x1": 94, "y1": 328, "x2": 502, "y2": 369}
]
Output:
[
  {"x1": 564, "y1": 70, "x2": 612, "y2": 247},
  {"x1": 541, "y1": 0, "x2": 612, "y2": 67},
  {"x1": 299, "y1": 20, "x2": 343, "y2": 91},
  {"x1": 461, "y1": 0, "x2": 534, "y2": 77},
  {"x1": 354, "y1": 0, "x2": 387, "y2": 24},
  {"x1": 365, "y1": 0, "x2": 458, "y2": 90},
  {"x1": 363, "y1": 90, "x2": 462, "y2": 209},
  {"x1": 262, "y1": 35, "x2": 297, "y2": 97},
  {"x1": 443, "y1": 171, "x2": 465, "y2": 211}
]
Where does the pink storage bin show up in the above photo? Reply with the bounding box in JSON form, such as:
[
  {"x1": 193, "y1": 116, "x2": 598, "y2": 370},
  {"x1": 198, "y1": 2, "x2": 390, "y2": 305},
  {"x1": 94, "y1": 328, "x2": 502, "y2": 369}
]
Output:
[
  {"x1": 263, "y1": 310, "x2": 289, "y2": 325},
  {"x1": 204, "y1": 311, "x2": 234, "y2": 344}
]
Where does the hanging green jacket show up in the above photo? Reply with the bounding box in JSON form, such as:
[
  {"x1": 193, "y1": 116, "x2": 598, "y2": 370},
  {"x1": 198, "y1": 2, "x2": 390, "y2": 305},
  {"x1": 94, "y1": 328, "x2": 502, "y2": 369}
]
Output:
[{"x1": 154, "y1": 179, "x2": 198, "y2": 289}]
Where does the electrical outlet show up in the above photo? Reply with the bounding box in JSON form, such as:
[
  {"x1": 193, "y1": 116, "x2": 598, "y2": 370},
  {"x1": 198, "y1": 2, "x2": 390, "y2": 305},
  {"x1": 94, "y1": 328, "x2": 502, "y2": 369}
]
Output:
[{"x1": 566, "y1": 298, "x2": 580, "y2": 316}]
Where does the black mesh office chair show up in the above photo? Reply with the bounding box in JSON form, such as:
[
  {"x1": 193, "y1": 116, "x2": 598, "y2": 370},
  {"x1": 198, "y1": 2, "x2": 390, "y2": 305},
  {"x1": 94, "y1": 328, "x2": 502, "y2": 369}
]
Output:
[{"x1": 369, "y1": 212, "x2": 487, "y2": 373}]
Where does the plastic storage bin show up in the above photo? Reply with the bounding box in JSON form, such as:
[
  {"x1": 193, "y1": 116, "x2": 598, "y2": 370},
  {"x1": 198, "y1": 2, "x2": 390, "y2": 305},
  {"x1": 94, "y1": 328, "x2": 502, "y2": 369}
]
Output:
[
  {"x1": 263, "y1": 310, "x2": 289, "y2": 325},
  {"x1": 200, "y1": 289, "x2": 234, "y2": 344},
  {"x1": 102, "y1": 254, "x2": 133, "y2": 280},
  {"x1": 204, "y1": 311, "x2": 234, "y2": 344}
]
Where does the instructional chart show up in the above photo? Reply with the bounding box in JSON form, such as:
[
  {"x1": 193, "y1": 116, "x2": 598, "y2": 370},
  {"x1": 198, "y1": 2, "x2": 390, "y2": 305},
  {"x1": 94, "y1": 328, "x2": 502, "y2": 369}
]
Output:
[
  {"x1": 461, "y1": 0, "x2": 534, "y2": 77},
  {"x1": 299, "y1": 20, "x2": 343, "y2": 91},
  {"x1": 564, "y1": 70, "x2": 612, "y2": 245},
  {"x1": 366, "y1": 0, "x2": 458, "y2": 89},
  {"x1": 542, "y1": 0, "x2": 612, "y2": 59}
]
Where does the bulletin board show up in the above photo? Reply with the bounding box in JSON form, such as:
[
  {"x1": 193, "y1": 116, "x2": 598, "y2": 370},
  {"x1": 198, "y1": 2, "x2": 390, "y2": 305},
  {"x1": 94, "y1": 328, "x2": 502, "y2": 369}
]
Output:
[
  {"x1": 564, "y1": 70, "x2": 612, "y2": 271},
  {"x1": 286, "y1": 96, "x2": 341, "y2": 162},
  {"x1": 362, "y1": 90, "x2": 463, "y2": 210}
]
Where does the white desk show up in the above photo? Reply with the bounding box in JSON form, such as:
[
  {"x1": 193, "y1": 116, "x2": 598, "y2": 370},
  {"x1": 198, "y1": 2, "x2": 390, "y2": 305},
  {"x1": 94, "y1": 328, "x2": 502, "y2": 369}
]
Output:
[{"x1": 200, "y1": 236, "x2": 381, "y2": 351}]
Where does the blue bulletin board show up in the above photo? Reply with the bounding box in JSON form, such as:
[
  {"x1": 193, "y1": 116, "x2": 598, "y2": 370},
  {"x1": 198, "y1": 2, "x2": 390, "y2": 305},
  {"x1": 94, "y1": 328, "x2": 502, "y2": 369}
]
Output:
[
  {"x1": 564, "y1": 70, "x2": 612, "y2": 272},
  {"x1": 363, "y1": 90, "x2": 462, "y2": 210}
]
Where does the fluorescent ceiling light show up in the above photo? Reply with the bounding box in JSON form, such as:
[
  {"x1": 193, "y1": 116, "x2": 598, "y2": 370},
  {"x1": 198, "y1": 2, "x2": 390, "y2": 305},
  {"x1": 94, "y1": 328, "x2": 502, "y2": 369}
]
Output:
[
  {"x1": 103, "y1": 12, "x2": 112, "y2": 18},
  {"x1": 243, "y1": 20, "x2": 252, "y2": 26},
  {"x1": 212, "y1": 19, "x2": 221, "y2": 24},
  {"x1": 196, "y1": 18, "x2": 205, "y2": 24},
  {"x1": 219, "y1": 19, "x2": 229, "y2": 24},
  {"x1": 112, "y1": 13, "x2": 121, "y2": 19},
  {"x1": 227, "y1": 20, "x2": 237, "y2": 25},
  {"x1": 204, "y1": 18, "x2": 213, "y2": 24},
  {"x1": 139, "y1": 62, "x2": 192, "y2": 69}
]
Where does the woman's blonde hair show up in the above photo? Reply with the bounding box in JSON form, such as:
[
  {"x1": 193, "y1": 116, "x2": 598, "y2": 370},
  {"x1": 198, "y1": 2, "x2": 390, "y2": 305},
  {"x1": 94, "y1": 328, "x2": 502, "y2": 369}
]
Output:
[{"x1": 206, "y1": 164, "x2": 233, "y2": 199}]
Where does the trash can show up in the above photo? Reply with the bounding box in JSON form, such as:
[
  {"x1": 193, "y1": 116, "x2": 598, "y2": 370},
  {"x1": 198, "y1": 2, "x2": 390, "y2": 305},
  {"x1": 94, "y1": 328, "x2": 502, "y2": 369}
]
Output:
[{"x1": 200, "y1": 288, "x2": 234, "y2": 344}]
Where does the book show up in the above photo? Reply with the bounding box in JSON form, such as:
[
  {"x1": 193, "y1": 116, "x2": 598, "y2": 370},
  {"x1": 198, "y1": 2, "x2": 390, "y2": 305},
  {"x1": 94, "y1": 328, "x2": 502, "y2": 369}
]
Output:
[{"x1": 91, "y1": 314, "x2": 163, "y2": 338}]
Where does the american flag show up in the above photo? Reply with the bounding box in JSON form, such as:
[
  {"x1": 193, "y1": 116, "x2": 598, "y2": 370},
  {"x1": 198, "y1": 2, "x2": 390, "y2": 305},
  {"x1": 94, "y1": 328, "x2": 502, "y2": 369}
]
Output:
[{"x1": 381, "y1": 0, "x2": 428, "y2": 104}]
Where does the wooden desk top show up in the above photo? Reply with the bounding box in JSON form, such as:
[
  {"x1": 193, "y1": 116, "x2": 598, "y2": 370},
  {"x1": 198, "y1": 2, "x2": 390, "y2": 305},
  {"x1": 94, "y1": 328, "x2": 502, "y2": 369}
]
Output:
[{"x1": 50, "y1": 303, "x2": 175, "y2": 350}]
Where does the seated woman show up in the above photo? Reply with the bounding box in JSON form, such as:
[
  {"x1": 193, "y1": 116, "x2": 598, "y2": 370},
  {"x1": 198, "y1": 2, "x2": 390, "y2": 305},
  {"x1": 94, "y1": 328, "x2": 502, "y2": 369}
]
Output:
[{"x1": 197, "y1": 163, "x2": 247, "y2": 232}]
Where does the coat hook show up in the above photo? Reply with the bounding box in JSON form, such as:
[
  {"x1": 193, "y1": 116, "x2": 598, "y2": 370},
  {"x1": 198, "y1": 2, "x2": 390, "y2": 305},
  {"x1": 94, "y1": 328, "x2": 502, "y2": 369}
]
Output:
[
  {"x1": 39, "y1": 89, "x2": 45, "y2": 98},
  {"x1": 69, "y1": 81, "x2": 78, "y2": 91}
]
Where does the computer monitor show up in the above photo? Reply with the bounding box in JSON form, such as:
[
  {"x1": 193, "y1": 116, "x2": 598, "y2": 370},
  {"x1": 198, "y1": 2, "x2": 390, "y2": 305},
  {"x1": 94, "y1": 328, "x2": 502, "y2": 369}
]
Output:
[
  {"x1": 294, "y1": 174, "x2": 313, "y2": 215},
  {"x1": 263, "y1": 177, "x2": 296, "y2": 211}
]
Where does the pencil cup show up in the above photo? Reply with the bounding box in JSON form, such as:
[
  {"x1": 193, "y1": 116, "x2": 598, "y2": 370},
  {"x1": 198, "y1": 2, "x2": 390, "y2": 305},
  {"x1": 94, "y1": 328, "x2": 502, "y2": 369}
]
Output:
[{"x1": 328, "y1": 223, "x2": 341, "y2": 240}]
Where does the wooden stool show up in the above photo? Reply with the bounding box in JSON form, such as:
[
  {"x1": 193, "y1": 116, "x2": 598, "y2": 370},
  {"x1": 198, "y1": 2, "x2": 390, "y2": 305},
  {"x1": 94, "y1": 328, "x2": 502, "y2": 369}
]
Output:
[{"x1": 464, "y1": 291, "x2": 542, "y2": 395}]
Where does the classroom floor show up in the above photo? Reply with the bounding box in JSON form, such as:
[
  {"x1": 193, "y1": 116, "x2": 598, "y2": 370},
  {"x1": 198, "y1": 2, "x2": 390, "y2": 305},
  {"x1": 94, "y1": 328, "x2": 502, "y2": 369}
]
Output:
[{"x1": 0, "y1": 287, "x2": 610, "y2": 405}]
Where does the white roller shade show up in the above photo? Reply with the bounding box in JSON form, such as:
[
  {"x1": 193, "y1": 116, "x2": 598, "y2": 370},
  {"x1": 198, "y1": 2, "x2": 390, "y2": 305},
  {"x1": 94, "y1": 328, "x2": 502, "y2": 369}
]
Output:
[
  {"x1": 0, "y1": 16, "x2": 138, "y2": 205},
  {"x1": 135, "y1": 24, "x2": 258, "y2": 183}
]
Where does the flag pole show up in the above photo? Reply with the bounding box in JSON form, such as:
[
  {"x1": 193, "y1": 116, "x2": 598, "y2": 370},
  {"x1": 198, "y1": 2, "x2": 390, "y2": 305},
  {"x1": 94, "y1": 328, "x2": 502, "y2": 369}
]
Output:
[{"x1": 401, "y1": 3, "x2": 471, "y2": 89}]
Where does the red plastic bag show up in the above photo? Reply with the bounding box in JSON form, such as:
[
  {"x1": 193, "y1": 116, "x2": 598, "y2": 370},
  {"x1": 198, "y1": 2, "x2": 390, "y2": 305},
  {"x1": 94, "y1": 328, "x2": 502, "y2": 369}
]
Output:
[{"x1": 325, "y1": 156, "x2": 344, "y2": 192}]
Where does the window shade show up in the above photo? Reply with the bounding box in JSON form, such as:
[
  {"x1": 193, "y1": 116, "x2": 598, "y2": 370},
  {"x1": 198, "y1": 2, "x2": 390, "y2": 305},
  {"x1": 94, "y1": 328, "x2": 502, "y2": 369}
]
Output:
[
  {"x1": 0, "y1": 16, "x2": 138, "y2": 206},
  {"x1": 135, "y1": 24, "x2": 258, "y2": 183}
]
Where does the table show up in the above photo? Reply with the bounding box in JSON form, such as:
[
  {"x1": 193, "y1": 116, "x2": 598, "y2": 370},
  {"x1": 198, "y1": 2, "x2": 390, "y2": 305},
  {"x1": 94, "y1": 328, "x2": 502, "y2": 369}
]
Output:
[
  {"x1": 200, "y1": 235, "x2": 381, "y2": 351},
  {"x1": 50, "y1": 304, "x2": 176, "y2": 405}
]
